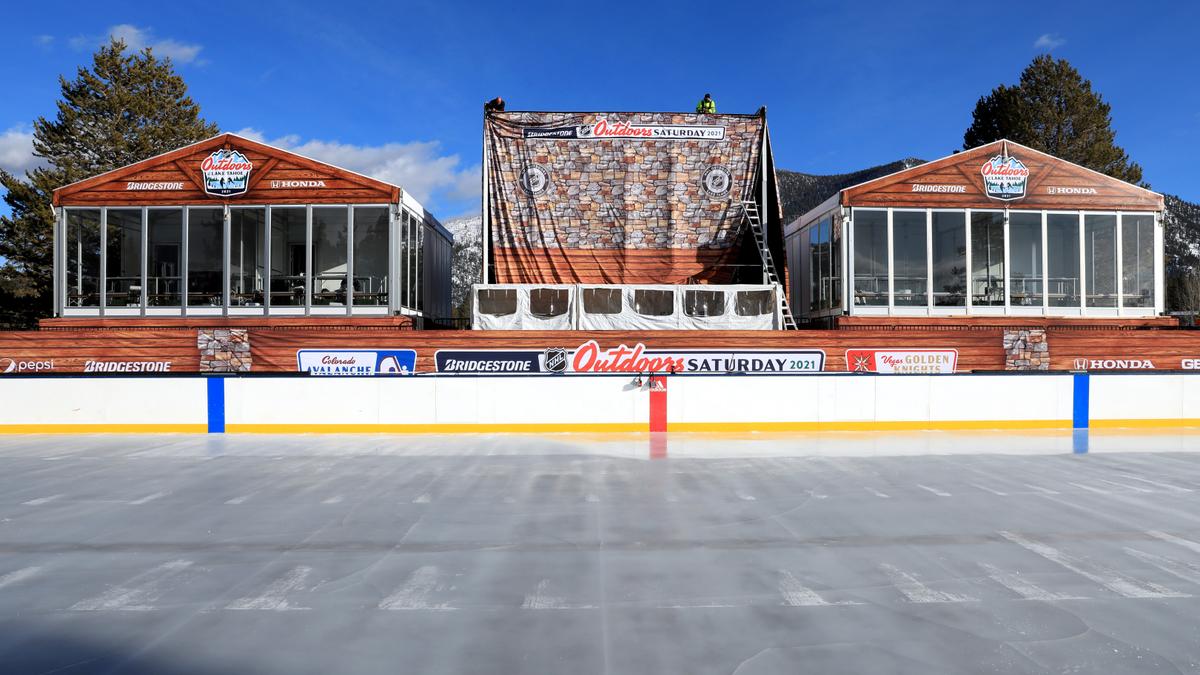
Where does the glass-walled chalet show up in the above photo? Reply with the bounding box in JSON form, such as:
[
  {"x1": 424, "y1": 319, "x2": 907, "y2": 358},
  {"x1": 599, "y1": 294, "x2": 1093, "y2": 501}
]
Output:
[
  {"x1": 785, "y1": 141, "x2": 1165, "y2": 320},
  {"x1": 53, "y1": 134, "x2": 451, "y2": 319}
]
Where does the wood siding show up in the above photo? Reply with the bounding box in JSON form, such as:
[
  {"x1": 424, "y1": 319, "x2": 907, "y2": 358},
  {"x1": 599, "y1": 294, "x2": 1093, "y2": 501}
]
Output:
[
  {"x1": 247, "y1": 329, "x2": 1008, "y2": 373},
  {"x1": 8, "y1": 319, "x2": 1198, "y2": 374},
  {"x1": 491, "y1": 249, "x2": 744, "y2": 285},
  {"x1": 0, "y1": 330, "x2": 199, "y2": 372},
  {"x1": 54, "y1": 134, "x2": 400, "y2": 207},
  {"x1": 1050, "y1": 331, "x2": 1200, "y2": 370},
  {"x1": 840, "y1": 140, "x2": 1164, "y2": 212}
]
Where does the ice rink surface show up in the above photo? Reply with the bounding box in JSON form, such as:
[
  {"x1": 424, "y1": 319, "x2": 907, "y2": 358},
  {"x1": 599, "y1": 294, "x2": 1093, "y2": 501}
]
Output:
[{"x1": 1, "y1": 431, "x2": 1200, "y2": 674}]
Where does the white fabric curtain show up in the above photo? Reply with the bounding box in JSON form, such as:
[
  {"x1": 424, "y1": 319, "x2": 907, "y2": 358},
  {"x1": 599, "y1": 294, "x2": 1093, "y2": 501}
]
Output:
[{"x1": 475, "y1": 284, "x2": 779, "y2": 330}]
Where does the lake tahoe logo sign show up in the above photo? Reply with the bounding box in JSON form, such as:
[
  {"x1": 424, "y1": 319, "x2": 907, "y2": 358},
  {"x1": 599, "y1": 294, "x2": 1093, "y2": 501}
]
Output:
[
  {"x1": 201, "y1": 149, "x2": 253, "y2": 197},
  {"x1": 981, "y1": 154, "x2": 1029, "y2": 201}
]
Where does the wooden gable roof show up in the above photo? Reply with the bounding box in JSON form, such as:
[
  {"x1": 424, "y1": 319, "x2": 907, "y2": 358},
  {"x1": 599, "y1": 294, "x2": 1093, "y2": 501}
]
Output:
[
  {"x1": 53, "y1": 133, "x2": 401, "y2": 206},
  {"x1": 839, "y1": 140, "x2": 1163, "y2": 212}
]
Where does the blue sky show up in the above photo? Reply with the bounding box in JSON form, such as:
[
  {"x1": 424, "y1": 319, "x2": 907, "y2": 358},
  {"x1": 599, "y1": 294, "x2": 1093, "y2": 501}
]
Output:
[{"x1": 2, "y1": 0, "x2": 1197, "y2": 221}]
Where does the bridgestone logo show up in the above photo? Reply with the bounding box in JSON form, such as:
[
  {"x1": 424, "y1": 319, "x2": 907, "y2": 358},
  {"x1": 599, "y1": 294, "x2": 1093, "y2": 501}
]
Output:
[
  {"x1": 911, "y1": 184, "x2": 967, "y2": 193},
  {"x1": 442, "y1": 359, "x2": 531, "y2": 372},
  {"x1": 126, "y1": 182, "x2": 184, "y2": 190},
  {"x1": 83, "y1": 361, "x2": 172, "y2": 373}
]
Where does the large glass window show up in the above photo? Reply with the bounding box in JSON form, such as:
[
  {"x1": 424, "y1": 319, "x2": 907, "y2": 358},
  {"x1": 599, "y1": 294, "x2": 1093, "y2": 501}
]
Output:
[
  {"x1": 147, "y1": 209, "x2": 182, "y2": 306},
  {"x1": 1047, "y1": 213, "x2": 1080, "y2": 307},
  {"x1": 66, "y1": 209, "x2": 101, "y2": 307},
  {"x1": 104, "y1": 209, "x2": 142, "y2": 307},
  {"x1": 415, "y1": 221, "x2": 424, "y2": 311},
  {"x1": 270, "y1": 207, "x2": 307, "y2": 306},
  {"x1": 1085, "y1": 214, "x2": 1118, "y2": 308},
  {"x1": 971, "y1": 211, "x2": 1005, "y2": 306},
  {"x1": 399, "y1": 211, "x2": 414, "y2": 309},
  {"x1": 852, "y1": 210, "x2": 887, "y2": 306},
  {"x1": 312, "y1": 207, "x2": 348, "y2": 306},
  {"x1": 353, "y1": 207, "x2": 389, "y2": 306},
  {"x1": 1122, "y1": 214, "x2": 1155, "y2": 308},
  {"x1": 809, "y1": 222, "x2": 826, "y2": 310},
  {"x1": 230, "y1": 208, "x2": 265, "y2": 307},
  {"x1": 892, "y1": 210, "x2": 928, "y2": 307},
  {"x1": 829, "y1": 216, "x2": 842, "y2": 310},
  {"x1": 932, "y1": 211, "x2": 966, "y2": 306},
  {"x1": 1008, "y1": 212, "x2": 1043, "y2": 307},
  {"x1": 187, "y1": 207, "x2": 224, "y2": 307}
]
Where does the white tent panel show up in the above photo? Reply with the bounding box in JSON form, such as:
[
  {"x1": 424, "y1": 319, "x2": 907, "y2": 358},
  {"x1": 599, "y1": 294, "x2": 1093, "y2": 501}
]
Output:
[{"x1": 474, "y1": 284, "x2": 780, "y2": 330}]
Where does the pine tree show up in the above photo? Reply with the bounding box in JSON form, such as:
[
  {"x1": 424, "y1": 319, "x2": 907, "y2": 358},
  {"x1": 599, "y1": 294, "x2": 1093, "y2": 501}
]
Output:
[
  {"x1": 964, "y1": 55, "x2": 1142, "y2": 185},
  {"x1": 0, "y1": 38, "x2": 218, "y2": 327}
]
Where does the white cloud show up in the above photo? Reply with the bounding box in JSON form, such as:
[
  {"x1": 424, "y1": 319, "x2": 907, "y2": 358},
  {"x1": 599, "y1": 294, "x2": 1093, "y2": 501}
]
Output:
[
  {"x1": 0, "y1": 126, "x2": 45, "y2": 176},
  {"x1": 234, "y1": 128, "x2": 480, "y2": 209},
  {"x1": 1034, "y1": 33, "x2": 1066, "y2": 51},
  {"x1": 71, "y1": 25, "x2": 204, "y2": 64}
]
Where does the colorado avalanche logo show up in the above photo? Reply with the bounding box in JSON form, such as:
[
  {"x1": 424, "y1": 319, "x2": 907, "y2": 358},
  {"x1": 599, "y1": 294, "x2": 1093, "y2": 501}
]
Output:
[
  {"x1": 201, "y1": 149, "x2": 253, "y2": 197},
  {"x1": 980, "y1": 154, "x2": 1029, "y2": 201}
]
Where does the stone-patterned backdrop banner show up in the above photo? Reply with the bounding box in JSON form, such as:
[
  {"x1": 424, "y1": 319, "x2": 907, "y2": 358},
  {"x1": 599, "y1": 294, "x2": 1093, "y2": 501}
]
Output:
[{"x1": 486, "y1": 112, "x2": 768, "y2": 285}]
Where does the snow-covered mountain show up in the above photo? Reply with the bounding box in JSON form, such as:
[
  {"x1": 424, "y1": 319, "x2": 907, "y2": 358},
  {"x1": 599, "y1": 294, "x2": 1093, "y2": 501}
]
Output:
[{"x1": 442, "y1": 214, "x2": 482, "y2": 317}]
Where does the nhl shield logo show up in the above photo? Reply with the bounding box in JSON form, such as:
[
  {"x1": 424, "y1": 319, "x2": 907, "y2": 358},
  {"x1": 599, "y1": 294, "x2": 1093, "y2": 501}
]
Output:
[
  {"x1": 702, "y1": 165, "x2": 732, "y2": 197},
  {"x1": 519, "y1": 164, "x2": 550, "y2": 195},
  {"x1": 980, "y1": 154, "x2": 1029, "y2": 201},
  {"x1": 543, "y1": 348, "x2": 568, "y2": 373},
  {"x1": 201, "y1": 149, "x2": 253, "y2": 197}
]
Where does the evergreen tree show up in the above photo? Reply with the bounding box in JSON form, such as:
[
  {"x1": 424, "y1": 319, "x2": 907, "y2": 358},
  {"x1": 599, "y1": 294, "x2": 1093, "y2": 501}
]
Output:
[
  {"x1": 0, "y1": 38, "x2": 218, "y2": 326},
  {"x1": 964, "y1": 55, "x2": 1142, "y2": 185}
]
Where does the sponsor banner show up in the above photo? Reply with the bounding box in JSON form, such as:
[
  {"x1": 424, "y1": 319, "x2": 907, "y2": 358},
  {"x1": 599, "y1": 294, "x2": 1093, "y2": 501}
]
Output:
[
  {"x1": 436, "y1": 350, "x2": 544, "y2": 374},
  {"x1": 911, "y1": 184, "x2": 966, "y2": 193},
  {"x1": 201, "y1": 149, "x2": 253, "y2": 197},
  {"x1": 1046, "y1": 186, "x2": 1098, "y2": 195},
  {"x1": 846, "y1": 349, "x2": 959, "y2": 374},
  {"x1": 1071, "y1": 358, "x2": 1156, "y2": 371},
  {"x1": 83, "y1": 361, "x2": 172, "y2": 373},
  {"x1": 1182, "y1": 359, "x2": 1200, "y2": 370},
  {"x1": 126, "y1": 182, "x2": 184, "y2": 191},
  {"x1": 435, "y1": 343, "x2": 824, "y2": 374},
  {"x1": 523, "y1": 118, "x2": 725, "y2": 141},
  {"x1": 981, "y1": 154, "x2": 1029, "y2": 201},
  {"x1": 0, "y1": 358, "x2": 54, "y2": 374},
  {"x1": 568, "y1": 341, "x2": 824, "y2": 373},
  {"x1": 296, "y1": 350, "x2": 416, "y2": 376}
]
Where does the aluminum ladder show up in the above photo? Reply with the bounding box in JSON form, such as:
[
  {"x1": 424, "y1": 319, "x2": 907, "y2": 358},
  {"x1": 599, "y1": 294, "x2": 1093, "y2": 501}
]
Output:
[{"x1": 739, "y1": 201, "x2": 798, "y2": 330}]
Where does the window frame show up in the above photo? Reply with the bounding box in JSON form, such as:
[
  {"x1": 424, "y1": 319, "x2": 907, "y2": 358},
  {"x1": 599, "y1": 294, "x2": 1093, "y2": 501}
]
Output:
[{"x1": 58, "y1": 202, "x2": 396, "y2": 317}]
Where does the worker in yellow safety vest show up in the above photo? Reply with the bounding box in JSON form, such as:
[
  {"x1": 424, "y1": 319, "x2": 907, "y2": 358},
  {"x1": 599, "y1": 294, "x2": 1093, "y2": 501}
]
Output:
[{"x1": 696, "y1": 93, "x2": 716, "y2": 114}]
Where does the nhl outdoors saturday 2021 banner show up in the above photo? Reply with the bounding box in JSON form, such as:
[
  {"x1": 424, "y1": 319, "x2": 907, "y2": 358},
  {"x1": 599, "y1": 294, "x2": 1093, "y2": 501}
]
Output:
[{"x1": 485, "y1": 112, "x2": 777, "y2": 285}]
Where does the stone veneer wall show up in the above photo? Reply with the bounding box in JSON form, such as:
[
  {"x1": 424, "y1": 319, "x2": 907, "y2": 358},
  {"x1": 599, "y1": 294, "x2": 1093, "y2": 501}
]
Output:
[
  {"x1": 487, "y1": 112, "x2": 765, "y2": 252},
  {"x1": 198, "y1": 329, "x2": 252, "y2": 373},
  {"x1": 1003, "y1": 329, "x2": 1049, "y2": 371}
]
